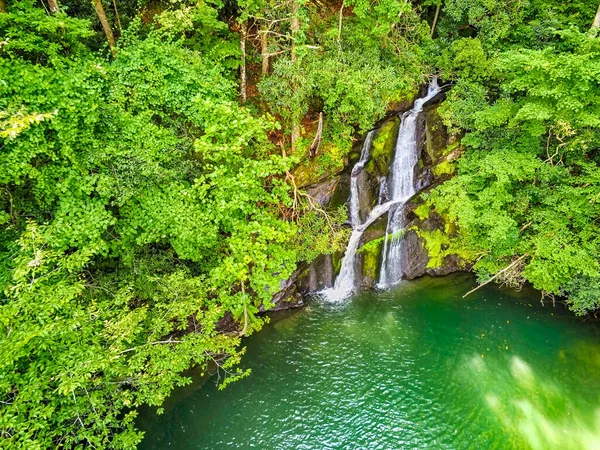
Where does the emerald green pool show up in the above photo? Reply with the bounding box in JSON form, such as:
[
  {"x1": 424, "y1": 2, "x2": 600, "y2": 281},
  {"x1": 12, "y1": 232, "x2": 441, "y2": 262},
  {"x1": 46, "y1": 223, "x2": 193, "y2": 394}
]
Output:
[{"x1": 139, "y1": 274, "x2": 600, "y2": 449}]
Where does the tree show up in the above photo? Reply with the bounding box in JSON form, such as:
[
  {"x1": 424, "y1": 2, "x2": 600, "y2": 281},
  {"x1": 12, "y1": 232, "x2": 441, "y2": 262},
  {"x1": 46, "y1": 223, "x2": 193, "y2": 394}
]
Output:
[
  {"x1": 92, "y1": 0, "x2": 116, "y2": 56},
  {"x1": 423, "y1": 11, "x2": 600, "y2": 314},
  {"x1": 593, "y1": 2, "x2": 600, "y2": 28},
  {"x1": 48, "y1": 0, "x2": 59, "y2": 13},
  {"x1": 0, "y1": 6, "x2": 318, "y2": 446}
]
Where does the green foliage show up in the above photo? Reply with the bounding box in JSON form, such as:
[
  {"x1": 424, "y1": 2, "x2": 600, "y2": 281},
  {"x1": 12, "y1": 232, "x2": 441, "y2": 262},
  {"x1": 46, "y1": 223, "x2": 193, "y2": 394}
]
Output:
[
  {"x1": 154, "y1": 1, "x2": 240, "y2": 70},
  {"x1": 563, "y1": 276, "x2": 600, "y2": 315},
  {"x1": 4, "y1": 0, "x2": 600, "y2": 447},
  {"x1": 259, "y1": 0, "x2": 430, "y2": 155},
  {"x1": 432, "y1": 159, "x2": 455, "y2": 176},
  {"x1": 425, "y1": 16, "x2": 600, "y2": 315},
  {"x1": 1, "y1": 223, "x2": 251, "y2": 449},
  {"x1": 0, "y1": 0, "x2": 94, "y2": 63},
  {"x1": 0, "y1": 4, "x2": 314, "y2": 448},
  {"x1": 292, "y1": 205, "x2": 350, "y2": 263}
]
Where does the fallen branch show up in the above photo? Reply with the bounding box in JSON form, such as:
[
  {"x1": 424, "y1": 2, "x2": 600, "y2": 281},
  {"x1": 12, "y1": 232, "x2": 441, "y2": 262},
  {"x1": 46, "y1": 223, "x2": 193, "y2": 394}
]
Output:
[{"x1": 463, "y1": 253, "x2": 529, "y2": 298}]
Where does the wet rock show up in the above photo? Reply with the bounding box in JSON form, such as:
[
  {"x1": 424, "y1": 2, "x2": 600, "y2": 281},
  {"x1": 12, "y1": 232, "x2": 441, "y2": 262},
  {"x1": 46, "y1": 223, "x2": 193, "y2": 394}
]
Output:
[
  {"x1": 365, "y1": 117, "x2": 400, "y2": 178},
  {"x1": 328, "y1": 172, "x2": 351, "y2": 210},
  {"x1": 274, "y1": 91, "x2": 464, "y2": 299},
  {"x1": 356, "y1": 239, "x2": 384, "y2": 288},
  {"x1": 427, "y1": 254, "x2": 465, "y2": 276},
  {"x1": 266, "y1": 252, "x2": 338, "y2": 311},
  {"x1": 305, "y1": 177, "x2": 340, "y2": 207},
  {"x1": 423, "y1": 105, "x2": 450, "y2": 164},
  {"x1": 360, "y1": 214, "x2": 388, "y2": 245},
  {"x1": 402, "y1": 229, "x2": 429, "y2": 280},
  {"x1": 269, "y1": 290, "x2": 305, "y2": 311},
  {"x1": 265, "y1": 269, "x2": 306, "y2": 312},
  {"x1": 297, "y1": 254, "x2": 335, "y2": 293}
]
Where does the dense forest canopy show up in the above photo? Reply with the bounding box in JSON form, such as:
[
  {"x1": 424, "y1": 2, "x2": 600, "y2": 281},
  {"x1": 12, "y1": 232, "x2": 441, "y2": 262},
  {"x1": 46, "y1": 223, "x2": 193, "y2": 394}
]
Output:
[{"x1": 0, "y1": 0, "x2": 599, "y2": 448}]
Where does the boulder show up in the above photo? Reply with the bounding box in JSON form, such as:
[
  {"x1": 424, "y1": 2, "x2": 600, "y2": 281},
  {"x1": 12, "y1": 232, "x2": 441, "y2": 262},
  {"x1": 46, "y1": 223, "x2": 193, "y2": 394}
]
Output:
[{"x1": 365, "y1": 117, "x2": 400, "y2": 178}]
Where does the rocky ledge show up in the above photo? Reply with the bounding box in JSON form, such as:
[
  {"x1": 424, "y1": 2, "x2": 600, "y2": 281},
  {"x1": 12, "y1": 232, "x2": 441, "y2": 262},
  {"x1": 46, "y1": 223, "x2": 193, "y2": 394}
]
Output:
[{"x1": 270, "y1": 90, "x2": 465, "y2": 309}]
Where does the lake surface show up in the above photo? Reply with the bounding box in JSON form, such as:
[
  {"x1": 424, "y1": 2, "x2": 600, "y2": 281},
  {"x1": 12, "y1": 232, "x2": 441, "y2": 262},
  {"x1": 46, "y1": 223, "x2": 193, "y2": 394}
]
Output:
[{"x1": 139, "y1": 274, "x2": 600, "y2": 449}]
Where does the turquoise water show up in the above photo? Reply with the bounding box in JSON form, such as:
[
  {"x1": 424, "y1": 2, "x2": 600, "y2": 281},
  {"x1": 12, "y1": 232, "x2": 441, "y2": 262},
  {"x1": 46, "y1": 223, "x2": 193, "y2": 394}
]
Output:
[{"x1": 139, "y1": 275, "x2": 600, "y2": 449}]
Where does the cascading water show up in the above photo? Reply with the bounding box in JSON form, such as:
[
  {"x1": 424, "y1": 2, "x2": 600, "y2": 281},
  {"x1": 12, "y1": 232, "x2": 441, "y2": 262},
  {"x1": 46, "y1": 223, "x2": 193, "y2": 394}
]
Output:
[
  {"x1": 377, "y1": 177, "x2": 388, "y2": 206},
  {"x1": 321, "y1": 202, "x2": 396, "y2": 301},
  {"x1": 322, "y1": 79, "x2": 440, "y2": 301},
  {"x1": 321, "y1": 131, "x2": 378, "y2": 301},
  {"x1": 378, "y1": 79, "x2": 440, "y2": 288},
  {"x1": 349, "y1": 131, "x2": 375, "y2": 226}
]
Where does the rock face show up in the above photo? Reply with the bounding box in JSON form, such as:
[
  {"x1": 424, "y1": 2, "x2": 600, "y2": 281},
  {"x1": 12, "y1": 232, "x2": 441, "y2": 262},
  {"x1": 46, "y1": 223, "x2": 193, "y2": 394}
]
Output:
[
  {"x1": 270, "y1": 91, "x2": 463, "y2": 307},
  {"x1": 348, "y1": 97, "x2": 464, "y2": 288},
  {"x1": 351, "y1": 99, "x2": 463, "y2": 287}
]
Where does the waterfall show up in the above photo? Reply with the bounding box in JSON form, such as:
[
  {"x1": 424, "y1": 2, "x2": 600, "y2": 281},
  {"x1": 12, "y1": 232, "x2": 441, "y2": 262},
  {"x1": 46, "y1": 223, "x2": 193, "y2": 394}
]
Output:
[
  {"x1": 377, "y1": 176, "x2": 388, "y2": 205},
  {"x1": 321, "y1": 202, "x2": 396, "y2": 301},
  {"x1": 350, "y1": 131, "x2": 375, "y2": 226},
  {"x1": 320, "y1": 131, "x2": 376, "y2": 301},
  {"x1": 321, "y1": 78, "x2": 440, "y2": 301},
  {"x1": 378, "y1": 79, "x2": 440, "y2": 288}
]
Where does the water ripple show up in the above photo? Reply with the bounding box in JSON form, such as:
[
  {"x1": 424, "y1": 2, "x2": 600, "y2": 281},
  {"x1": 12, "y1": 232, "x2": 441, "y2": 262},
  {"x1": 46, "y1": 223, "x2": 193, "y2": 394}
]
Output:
[{"x1": 139, "y1": 276, "x2": 600, "y2": 450}]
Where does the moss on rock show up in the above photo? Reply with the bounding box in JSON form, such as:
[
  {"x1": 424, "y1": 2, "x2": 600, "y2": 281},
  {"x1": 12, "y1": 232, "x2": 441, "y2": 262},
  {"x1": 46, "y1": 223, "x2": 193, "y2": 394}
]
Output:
[
  {"x1": 424, "y1": 106, "x2": 449, "y2": 163},
  {"x1": 358, "y1": 238, "x2": 384, "y2": 283},
  {"x1": 432, "y1": 160, "x2": 456, "y2": 177},
  {"x1": 332, "y1": 251, "x2": 343, "y2": 275},
  {"x1": 365, "y1": 117, "x2": 400, "y2": 178},
  {"x1": 291, "y1": 142, "x2": 347, "y2": 187}
]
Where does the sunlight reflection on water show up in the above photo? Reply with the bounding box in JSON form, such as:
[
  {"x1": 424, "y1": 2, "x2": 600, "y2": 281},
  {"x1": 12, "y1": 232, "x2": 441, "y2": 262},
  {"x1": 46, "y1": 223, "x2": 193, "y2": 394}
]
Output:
[{"x1": 475, "y1": 356, "x2": 600, "y2": 450}]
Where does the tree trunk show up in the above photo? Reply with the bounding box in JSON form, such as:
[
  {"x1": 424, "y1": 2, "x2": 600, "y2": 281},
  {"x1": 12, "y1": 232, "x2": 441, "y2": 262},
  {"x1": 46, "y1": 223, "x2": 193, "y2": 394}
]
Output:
[
  {"x1": 240, "y1": 21, "x2": 247, "y2": 103},
  {"x1": 290, "y1": 0, "x2": 300, "y2": 152},
  {"x1": 261, "y1": 25, "x2": 269, "y2": 75},
  {"x1": 593, "y1": 2, "x2": 600, "y2": 29},
  {"x1": 337, "y1": 2, "x2": 344, "y2": 54},
  {"x1": 430, "y1": 2, "x2": 441, "y2": 38},
  {"x1": 112, "y1": 0, "x2": 122, "y2": 32},
  {"x1": 290, "y1": 2, "x2": 299, "y2": 63},
  {"x1": 0, "y1": 0, "x2": 6, "y2": 13},
  {"x1": 48, "y1": 0, "x2": 60, "y2": 13},
  {"x1": 309, "y1": 112, "x2": 323, "y2": 158},
  {"x1": 92, "y1": 0, "x2": 117, "y2": 57}
]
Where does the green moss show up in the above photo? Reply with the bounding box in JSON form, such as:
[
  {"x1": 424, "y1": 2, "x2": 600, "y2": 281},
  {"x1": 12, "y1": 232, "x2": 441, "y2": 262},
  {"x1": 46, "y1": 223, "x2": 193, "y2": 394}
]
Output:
[
  {"x1": 348, "y1": 149, "x2": 361, "y2": 162},
  {"x1": 358, "y1": 229, "x2": 406, "y2": 256},
  {"x1": 414, "y1": 202, "x2": 431, "y2": 220},
  {"x1": 442, "y1": 142, "x2": 459, "y2": 157},
  {"x1": 433, "y1": 160, "x2": 456, "y2": 177},
  {"x1": 365, "y1": 117, "x2": 400, "y2": 177},
  {"x1": 358, "y1": 239, "x2": 383, "y2": 280},
  {"x1": 414, "y1": 228, "x2": 449, "y2": 268},
  {"x1": 413, "y1": 225, "x2": 470, "y2": 269},
  {"x1": 358, "y1": 237, "x2": 384, "y2": 255},
  {"x1": 332, "y1": 251, "x2": 343, "y2": 274},
  {"x1": 291, "y1": 142, "x2": 348, "y2": 187},
  {"x1": 424, "y1": 107, "x2": 449, "y2": 162}
]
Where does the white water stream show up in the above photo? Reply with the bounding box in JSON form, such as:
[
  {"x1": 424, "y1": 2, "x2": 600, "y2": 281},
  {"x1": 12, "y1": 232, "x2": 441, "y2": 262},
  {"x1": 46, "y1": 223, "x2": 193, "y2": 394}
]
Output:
[
  {"x1": 322, "y1": 79, "x2": 440, "y2": 301},
  {"x1": 378, "y1": 79, "x2": 440, "y2": 288}
]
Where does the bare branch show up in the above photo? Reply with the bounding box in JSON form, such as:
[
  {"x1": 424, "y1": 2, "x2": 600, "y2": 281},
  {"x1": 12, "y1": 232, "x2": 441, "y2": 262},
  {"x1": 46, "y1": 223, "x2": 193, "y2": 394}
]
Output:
[{"x1": 463, "y1": 254, "x2": 529, "y2": 298}]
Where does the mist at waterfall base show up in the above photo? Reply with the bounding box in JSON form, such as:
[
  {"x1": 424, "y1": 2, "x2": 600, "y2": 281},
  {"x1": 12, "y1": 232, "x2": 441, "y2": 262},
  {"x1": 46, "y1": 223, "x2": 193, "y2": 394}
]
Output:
[
  {"x1": 321, "y1": 80, "x2": 441, "y2": 301},
  {"x1": 138, "y1": 275, "x2": 600, "y2": 450}
]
